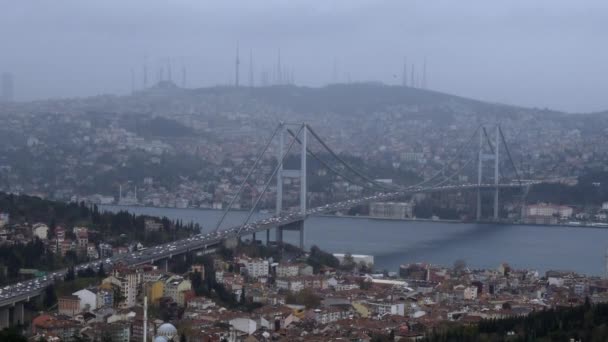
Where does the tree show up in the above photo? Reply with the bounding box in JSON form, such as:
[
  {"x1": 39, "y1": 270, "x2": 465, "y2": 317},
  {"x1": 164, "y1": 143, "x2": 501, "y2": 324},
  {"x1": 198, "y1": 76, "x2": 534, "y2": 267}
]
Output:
[
  {"x1": 43, "y1": 284, "x2": 57, "y2": 308},
  {"x1": 97, "y1": 263, "x2": 106, "y2": 278},
  {"x1": 285, "y1": 288, "x2": 321, "y2": 309},
  {"x1": 180, "y1": 333, "x2": 187, "y2": 342},
  {"x1": 0, "y1": 327, "x2": 27, "y2": 342},
  {"x1": 65, "y1": 267, "x2": 75, "y2": 281},
  {"x1": 453, "y1": 259, "x2": 467, "y2": 275},
  {"x1": 239, "y1": 287, "x2": 246, "y2": 305},
  {"x1": 341, "y1": 253, "x2": 356, "y2": 271}
]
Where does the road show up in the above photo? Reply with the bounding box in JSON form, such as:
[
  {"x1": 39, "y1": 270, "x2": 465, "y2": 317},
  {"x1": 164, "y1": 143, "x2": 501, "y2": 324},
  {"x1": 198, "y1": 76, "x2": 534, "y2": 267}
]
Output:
[{"x1": 0, "y1": 181, "x2": 535, "y2": 307}]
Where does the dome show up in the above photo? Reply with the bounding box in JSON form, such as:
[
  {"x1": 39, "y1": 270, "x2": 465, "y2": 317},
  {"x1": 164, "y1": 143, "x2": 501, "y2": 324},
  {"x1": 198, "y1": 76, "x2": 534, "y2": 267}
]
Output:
[
  {"x1": 154, "y1": 337, "x2": 168, "y2": 342},
  {"x1": 157, "y1": 323, "x2": 177, "y2": 339}
]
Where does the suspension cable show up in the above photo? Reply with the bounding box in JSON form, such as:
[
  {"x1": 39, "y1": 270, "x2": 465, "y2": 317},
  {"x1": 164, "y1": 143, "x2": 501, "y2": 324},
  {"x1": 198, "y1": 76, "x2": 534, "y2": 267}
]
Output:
[
  {"x1": 306, "y1": 126, "x2": 401, "y2": 191},
  {"x1": 286, "y1": 128, "x2": 389, "y2": 192},
  {"x1": 409, "y1": 125, "x2": 481, "y2": 189},
  {"x1": 498, "y1": 125, "x2": 522, "y2": 185},
  {"x1": 239, "y1": 124, "x2": 305, "y2": 233},
  {"x1": 213, "y1": 123, "x2": 282, "y2": 232}
]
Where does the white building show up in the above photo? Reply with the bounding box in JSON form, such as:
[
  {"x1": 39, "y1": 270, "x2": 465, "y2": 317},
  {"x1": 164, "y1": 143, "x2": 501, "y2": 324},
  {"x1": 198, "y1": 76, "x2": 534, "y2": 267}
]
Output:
[
  {"x1": 526, "y1": 203, "x2": 573, "y2": 218},
  {"x1": 32, "y1": 223, "x2": 49, "y2": 240},
  {"x1": 164, "y1": 276, "x2": 192, "y2": 306},
  {"x1": 275, "y1": 278, "x2": 304, "y2": 293},
  {"x1": 72, "y1": 289, "x2": 98, "y2": 312},
  {"x1": 369, "y1": 202, "x2": 413, "y2": 219},
  {"x1": 276, "y1": 263, "x2": 299, "y2": 278},
  {"x1": 229, "y1": 317, "x2": 257, "y2": 335},
  {"x1": 239, "y1": 258, "x2": 269, "y2": 278},
  {"x1": 464, "y1": 286, "x2": 478, "y2": 300},
  {"x1": 366, "y1": 302, "x2": 405, "y2": 316}
]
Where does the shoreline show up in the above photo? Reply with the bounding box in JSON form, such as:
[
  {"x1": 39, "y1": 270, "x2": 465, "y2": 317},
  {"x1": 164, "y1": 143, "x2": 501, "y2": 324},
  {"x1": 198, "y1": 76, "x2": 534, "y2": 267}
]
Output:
[
  {"x1": 102, "y1": 204, "x2": 608, "y2": 230},
  {"x1": 314, "y1": 214, "x2": 608, "y2": 230}
]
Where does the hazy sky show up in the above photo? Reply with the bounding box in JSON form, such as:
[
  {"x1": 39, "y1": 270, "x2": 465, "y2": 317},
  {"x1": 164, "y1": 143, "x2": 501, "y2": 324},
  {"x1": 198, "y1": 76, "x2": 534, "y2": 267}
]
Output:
[{"x1": 1, "y1": 0, "x2": 607, "y2": 112}]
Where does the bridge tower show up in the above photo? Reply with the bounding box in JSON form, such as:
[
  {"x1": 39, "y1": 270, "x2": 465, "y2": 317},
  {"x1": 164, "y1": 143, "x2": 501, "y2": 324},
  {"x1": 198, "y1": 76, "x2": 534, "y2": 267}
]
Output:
[
  {"x1": 275, "y1": 123, "x2": 307, "y2": 249},
  {"x1": 477, "y1": 125, "x2": 501, "y2": 221}
]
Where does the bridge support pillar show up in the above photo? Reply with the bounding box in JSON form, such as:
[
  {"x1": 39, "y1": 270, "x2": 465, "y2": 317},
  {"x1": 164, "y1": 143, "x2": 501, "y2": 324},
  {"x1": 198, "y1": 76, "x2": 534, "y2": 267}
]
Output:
[
  {"x1": 13, "y1": 303, "x2": 23, "y2": 326},
  {"x1": 275, "y1": 227, "x2": 283, "y2": 245},
  {"x1": 266, "y1": 229, "x2": 270, "y2": 245},
  {"x1": 0, "y1": 307, "x2": 8, "y2": 329},
  {"x1": 252, "y1": 232, "x2": 256, "y2": 244},
  {"x1": 162, "y1": 259, "x2": 169, "y2": 273},
  {"x1": 299, "y1": 224, "x2": 305, "y2": 250},
  {"x1": 276, "y1": 220, "x2": 305, "y2": 250}
]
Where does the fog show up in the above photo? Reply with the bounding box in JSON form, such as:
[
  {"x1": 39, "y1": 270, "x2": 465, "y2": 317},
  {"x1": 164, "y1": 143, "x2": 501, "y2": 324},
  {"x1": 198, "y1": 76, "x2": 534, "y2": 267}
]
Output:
[{"x1": 1, "y1": 0, "x2": 607, "y2": 112}]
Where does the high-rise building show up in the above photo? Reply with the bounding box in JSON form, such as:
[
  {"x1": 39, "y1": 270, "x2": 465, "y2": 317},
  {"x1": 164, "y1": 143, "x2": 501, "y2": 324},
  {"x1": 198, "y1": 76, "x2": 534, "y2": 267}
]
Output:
[{"x1": 1, "y1": 72, "x2": 14, "y2": 102}]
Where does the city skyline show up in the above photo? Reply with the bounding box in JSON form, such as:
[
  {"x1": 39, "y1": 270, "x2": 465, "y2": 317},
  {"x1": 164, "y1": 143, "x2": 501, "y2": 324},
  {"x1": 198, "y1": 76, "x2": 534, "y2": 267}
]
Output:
[{"x1": 1, "y1": 1, "x2": 608, "y2": 112}]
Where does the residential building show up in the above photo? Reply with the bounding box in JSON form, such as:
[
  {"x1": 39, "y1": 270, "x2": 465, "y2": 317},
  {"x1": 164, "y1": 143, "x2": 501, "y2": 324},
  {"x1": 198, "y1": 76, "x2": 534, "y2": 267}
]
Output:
[{"x1": 58, "y1": 295, "x2": 81, "y2": 316}]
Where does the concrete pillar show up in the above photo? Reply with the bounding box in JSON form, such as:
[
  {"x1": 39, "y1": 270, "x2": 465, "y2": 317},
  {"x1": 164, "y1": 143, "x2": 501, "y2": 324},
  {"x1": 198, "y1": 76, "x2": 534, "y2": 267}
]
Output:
[
  {"x1": 13, "y1": 303, "x2": 23, "y2": 326},
  {"x1": 266, "y1": 229, "x2": 270, "y2": 245},
  {"x1": 275, "y1": 227, "x2": 283, "y2": 245},
  {"x1": 162, "y1": 259, "x2": 169, "y2": 273},
  {"x1": 0, "y1": 307, "x2": 9, "y2": 329},
  {"x1": 252, "y1": 232, "x2": 256, "y2": 243},
  {"x1": 299, "y1": 224, "x2": 305, "y2": 250}
]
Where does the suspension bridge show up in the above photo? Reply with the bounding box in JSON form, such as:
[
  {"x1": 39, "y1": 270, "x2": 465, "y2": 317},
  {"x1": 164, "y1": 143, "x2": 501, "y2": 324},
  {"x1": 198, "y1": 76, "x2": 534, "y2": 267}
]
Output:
[{"x1": 0, "y1": 122, "x2": 543, "y2": 326}]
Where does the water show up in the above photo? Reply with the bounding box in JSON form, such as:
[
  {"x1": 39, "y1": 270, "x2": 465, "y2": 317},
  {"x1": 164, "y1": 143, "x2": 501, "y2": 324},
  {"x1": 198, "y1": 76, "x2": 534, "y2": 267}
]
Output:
[{"x1": 102, "y1": 205, "x2": 608, "y2": 276}]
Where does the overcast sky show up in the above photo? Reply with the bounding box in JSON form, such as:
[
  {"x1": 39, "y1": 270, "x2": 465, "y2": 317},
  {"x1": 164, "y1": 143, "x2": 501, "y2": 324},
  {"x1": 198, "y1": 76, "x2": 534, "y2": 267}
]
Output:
[{"x1": 1, "y1": 0, "x2": 607, "y2": 112}]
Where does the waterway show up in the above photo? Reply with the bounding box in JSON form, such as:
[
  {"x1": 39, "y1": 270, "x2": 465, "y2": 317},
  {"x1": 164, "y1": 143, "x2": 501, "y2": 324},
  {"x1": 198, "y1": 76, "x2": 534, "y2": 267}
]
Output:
[{"x1": 101, "y1": 205, "x2": 608, "y2": 276}]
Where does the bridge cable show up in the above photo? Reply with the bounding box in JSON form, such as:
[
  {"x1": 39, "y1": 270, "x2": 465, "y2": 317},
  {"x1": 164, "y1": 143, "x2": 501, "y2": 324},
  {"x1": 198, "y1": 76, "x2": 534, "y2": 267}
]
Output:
[
  {"x1": 306, "y1": 126, "x2": 404, "y2": 192},
  {"x1": 427, "y1": 153, "x2": 476, "y2": 188},
  {"x1": 411, "y1": 125, "x2": 482, "y2": 189},
  {"x1": 285, "y1": 128, "x2": 390, "y2": 192},
  {"x1": 238, "y1": 124, "x2": 306, "y2": 233},
  {"x1": 213, "y1": 123, "x2": 282, "y2": 232},
  {"x1": 498, "y1": 125, "x2": 522, "y2": 185}
]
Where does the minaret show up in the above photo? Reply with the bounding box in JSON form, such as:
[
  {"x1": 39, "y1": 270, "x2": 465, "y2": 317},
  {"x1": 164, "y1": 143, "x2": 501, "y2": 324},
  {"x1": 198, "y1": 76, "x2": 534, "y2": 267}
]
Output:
[
  {"x1": 143, "y1": 296, "x2": 148, "y2": 342},
  {"x1": 402, "y1": 57, "x2": 408, "y2": 87},
  {"x1": 235, "y1": 43, "x2": 240, "y2": 87}
]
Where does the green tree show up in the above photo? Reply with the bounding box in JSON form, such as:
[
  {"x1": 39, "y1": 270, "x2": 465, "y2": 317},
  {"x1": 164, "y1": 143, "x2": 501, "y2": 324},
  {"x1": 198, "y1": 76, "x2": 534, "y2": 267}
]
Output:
[{"x1": 43, "y1": 284, "x2": 57, "y2": 308}]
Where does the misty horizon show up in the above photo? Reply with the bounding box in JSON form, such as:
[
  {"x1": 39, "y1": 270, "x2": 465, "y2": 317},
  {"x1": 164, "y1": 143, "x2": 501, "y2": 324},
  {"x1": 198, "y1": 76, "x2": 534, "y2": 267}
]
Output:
[{"x1": 2, "y1": 1, "x2": 608, "y2": 113}]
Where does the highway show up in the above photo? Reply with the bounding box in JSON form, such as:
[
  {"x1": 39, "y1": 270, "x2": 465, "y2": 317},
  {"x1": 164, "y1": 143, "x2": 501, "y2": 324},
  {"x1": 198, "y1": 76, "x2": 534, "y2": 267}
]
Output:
[{"x1": 0, "y1": 181, "x2": 536, "y2": 307}]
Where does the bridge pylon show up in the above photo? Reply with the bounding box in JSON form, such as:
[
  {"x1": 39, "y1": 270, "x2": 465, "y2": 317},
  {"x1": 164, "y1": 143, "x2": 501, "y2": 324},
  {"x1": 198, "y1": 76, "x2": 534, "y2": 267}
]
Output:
[
  {"x1": 275, "y1": 123, "x2": 307, "y2": 249},
  {"x1": 477, "y1": 125, "x2": 502, "y2": 221}
]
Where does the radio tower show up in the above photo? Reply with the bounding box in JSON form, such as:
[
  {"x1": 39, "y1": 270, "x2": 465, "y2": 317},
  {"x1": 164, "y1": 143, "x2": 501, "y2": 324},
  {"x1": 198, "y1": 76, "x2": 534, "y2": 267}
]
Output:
[
  {"x1": 402, "y1": 57, "x2": 408, "y2": 87},
  {"x1": 276, "y1": 49, "x2": 282, "y2": 85},
  {"x1": 235, "y1": 43, "x2": 240, "y2": 87},
  {"x1": 422, "y1": 57, "x2": 427, "y2": 89},
  {"x1": 143, "y1": 65, "x2": 148, "y2": 89},
  {"x1": 248, "y1": 49, "x2": 254, "y2": 87},
  {"x1": 182, "y1": 66, "x2": 186, "y2": 88},
  {"x1": 410, "y1": 64, "x2": 415, "y2": 88}
]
